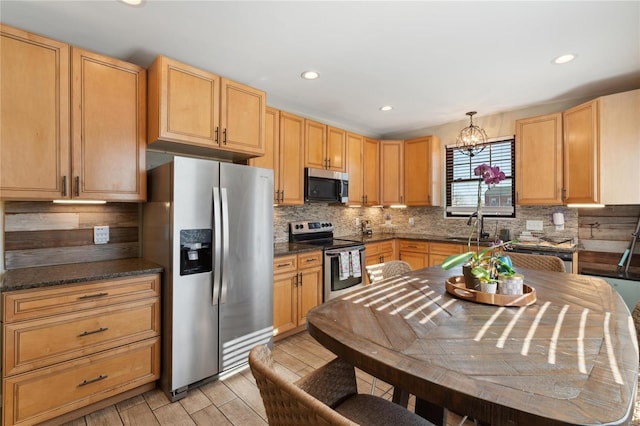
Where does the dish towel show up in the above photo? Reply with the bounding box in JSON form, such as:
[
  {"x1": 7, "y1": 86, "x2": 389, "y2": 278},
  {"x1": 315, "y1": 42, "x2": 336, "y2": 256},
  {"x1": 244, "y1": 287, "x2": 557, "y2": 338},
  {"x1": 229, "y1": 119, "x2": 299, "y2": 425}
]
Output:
[
  {"x1": 339, "y1": 251, "x2": 350, "y2": 280},
  {"x1": 350, "y1": 250, "x2": 361, "y2": 278}
]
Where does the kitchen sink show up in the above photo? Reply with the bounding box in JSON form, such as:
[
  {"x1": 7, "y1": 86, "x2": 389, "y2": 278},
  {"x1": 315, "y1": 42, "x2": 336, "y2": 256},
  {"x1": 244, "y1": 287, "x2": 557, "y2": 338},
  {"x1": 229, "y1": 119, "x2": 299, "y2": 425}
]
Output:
[{"x1": 442, "y1": 236, "x2": 495, "y2": 244}]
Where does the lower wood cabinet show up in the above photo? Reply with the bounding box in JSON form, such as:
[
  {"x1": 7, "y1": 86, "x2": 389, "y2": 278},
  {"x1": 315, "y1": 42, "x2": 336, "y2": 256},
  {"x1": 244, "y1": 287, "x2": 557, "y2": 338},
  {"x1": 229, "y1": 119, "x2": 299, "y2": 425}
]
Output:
[
  {"x1": 364, "y1": 240, "x2": 397, "y2": 283},
  {"x1": 273, "y1": 251, "x2": 322, "y2": 340},
  {"x1": 2, "y1": 274, "x2": 161, "y2": 426},
  {"x1": 398, "y1": 240, "x2": 429, "y2": 270},
  {"x1": 428, "y1": 242, "x2": 464, "y2": 267}
]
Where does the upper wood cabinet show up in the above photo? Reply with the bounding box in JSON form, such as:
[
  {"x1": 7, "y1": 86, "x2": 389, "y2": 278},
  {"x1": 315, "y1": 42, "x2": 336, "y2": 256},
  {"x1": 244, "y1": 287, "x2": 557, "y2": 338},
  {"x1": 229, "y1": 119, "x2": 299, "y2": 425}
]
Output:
[
  {"x1": 250, "y1": 107, "x2": 280, "y2": 202},
  {"x1": 404, "y1": 135, "x2": 441, "y2": 206},
  {"x1": 515, "y1": 113, "x2": 563, "y2": 205},
  {"x1": 147, "y1": 55, "x2": 265, "y2": 160},
  {"x1": 380, "y1": 140, "x2": 404, "y2": 205},
  {"x1": 563, "y1": 89, "x2": 640, "y2": 205},
  {"x1": 363, "y1": 137, "x2": 380, "y2": 206},
  {"x1": 278, "y1": 111, "x2": 305, "y2": 205},
  {"x1": 305, "y1": 122, "x2": 345, "y2": 171},
  {"x1": 345, "y1": 132, "x2": 364, "y2": 205},
  {"x1": 0, "y1": 25, "x2": 146, "y2": 202}
]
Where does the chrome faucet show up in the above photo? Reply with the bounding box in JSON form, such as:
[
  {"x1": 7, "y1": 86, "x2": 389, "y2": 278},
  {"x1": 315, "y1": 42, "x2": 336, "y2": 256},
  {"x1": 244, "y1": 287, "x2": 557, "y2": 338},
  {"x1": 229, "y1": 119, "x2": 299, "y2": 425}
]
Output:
[{"x1": 467, "y1": 212, "x2": 490, "y2": 240}]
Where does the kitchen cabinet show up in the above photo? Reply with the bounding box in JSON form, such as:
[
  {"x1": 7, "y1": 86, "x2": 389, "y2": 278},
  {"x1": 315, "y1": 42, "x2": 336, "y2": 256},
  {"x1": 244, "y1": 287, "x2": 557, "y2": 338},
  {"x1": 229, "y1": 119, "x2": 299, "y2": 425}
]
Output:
[
  {"x1": 428, "y1": 242, "x2": 464, "y2": 267},
  {"x1": 326, "y1": 126, "x2": 347, "y2": 171},
  {"x1": 304, "y1": 119, "x2": 328, "y2": 170},
  {"x1": 380, "y1": 140, "x2": 404, "y2": 205},
  {"x1": 0, "y1": 25, "x2": 146, "y2": 201},
  {"x1": 364, "y1": 240, "x2": 396, "y2": 283},
  {"x1": 278, "y1": 111, "x2": 305, "y2": 205},
  {"x1": 398, "y1": 240, "x2": 429, "y2": 270},
  {"x1": 272, "y1": 251, "x2": 323, "y2": 340},
  {"x1": 363, "y1": 137, "x2": 381, "y2": 206},
  {"x1": 404, "y1": 135, "x2": 441, "y2": 206},
  {"x1": 515, "y1": 113, "x2": 563, "y2": 205},
  {"x1": 250, "y1": 107, "x2": 281, "y2": 202},
  {"x1": 346, "y1": 132, "x2": 364, "y2": 205},
  {"x1": 563, "y1": 89, "x2": 640, "y2": 205},
  {"x1": 147, "y1": 55, "x2": 265, "y2": 160},
  {"x1": 2, "y1": 274, "x2": 160, "y2": 426}
]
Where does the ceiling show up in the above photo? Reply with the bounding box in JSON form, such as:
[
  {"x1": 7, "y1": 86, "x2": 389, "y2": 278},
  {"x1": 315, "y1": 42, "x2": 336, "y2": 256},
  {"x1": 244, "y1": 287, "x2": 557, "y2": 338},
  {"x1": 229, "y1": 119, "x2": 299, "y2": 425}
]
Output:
[{"x1": 2, "y1": 1, "x2": 639, "y2": 138}]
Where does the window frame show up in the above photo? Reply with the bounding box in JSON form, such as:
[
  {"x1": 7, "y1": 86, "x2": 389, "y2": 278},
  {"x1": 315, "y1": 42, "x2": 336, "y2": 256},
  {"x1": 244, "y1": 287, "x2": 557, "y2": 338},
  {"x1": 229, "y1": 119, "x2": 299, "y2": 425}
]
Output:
[{"x1": 445, "y1": 137, "x2": 516, "y2": 218}]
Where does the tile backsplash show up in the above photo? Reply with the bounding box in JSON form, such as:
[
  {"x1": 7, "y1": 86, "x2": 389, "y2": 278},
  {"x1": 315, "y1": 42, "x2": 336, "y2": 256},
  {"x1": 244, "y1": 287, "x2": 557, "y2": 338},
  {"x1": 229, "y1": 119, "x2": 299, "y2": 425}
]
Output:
[{"x1": 274, "y1": 204, "x2": 578, "y2": 243}]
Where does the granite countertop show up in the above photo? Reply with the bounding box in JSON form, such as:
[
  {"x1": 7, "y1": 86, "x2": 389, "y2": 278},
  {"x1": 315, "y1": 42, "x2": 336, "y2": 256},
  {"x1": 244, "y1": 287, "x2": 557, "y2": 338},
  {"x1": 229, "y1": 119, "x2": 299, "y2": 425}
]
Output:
[
  {"x1": 0, "y1": 258, "x2": 164, "y2": 293},
  {"x1": 273, "y1": 242, "x2": 325, "y2": 256}
]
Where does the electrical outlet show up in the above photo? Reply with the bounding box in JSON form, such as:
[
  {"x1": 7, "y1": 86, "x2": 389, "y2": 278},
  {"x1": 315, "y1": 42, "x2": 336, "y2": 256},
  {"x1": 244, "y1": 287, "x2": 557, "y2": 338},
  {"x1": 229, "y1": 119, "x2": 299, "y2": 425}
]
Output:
[
  {"x1": 409, "y1": 217, "x2": 415, "y2": 226},
  {"x1": 355, "y1": 217, "x2": 361, "y2": 227},
  {"x1": 94, "y1": 226, "x2": 109, "y2": 244},
  {"x1": 526, "y1": 220, "x2": 544, "y2": 231}
]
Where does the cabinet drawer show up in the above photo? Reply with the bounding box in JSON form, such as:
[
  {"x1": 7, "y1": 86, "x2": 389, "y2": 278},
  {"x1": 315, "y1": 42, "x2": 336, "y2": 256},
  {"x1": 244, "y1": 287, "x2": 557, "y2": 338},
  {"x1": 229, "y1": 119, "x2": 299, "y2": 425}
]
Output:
[
  {"x1": 2, "y1": 337, "x2": 160, "y2": 426},
  {"x1": 429, "y1": 242, "x2": 463, "y2": 255},
  {"x1": 378, "y1": 241, "x2": 395, "y2": 255},
  {"x1": 273, "y1": 255, "x2": 297, "y2": 273},
  {"x1": 3, "y1": 274, "x2": 160, "y2": 323},
  {"x1": 398, "y1": 240, "x2": 428, "y2": 252},
  {"x1": 297, "y1": 251, "x2": 322, "y2": 270},
  {"x1": 4, "y1": 297, "x2": 160, "y2": 376}
]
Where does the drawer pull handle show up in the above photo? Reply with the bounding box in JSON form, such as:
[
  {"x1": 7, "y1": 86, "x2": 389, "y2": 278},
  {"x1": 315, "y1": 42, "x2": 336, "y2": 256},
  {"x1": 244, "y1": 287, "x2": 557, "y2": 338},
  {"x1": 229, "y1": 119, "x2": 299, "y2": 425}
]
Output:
[
  {"x1": 277, "y1": 263, "x2": 291, "y2": 268},
  {"x1": 79, "y1": 327, "x2": 109, "y2": 337},
  {"x1": 306, "y1": 258, "x2": 317, "y2": 262},
  {"x1": 79, "y1": 374, "x2": 108, "y2": 387},
  {"x1": 78, "y1": 292, "x2": 109, "y2": 300}
]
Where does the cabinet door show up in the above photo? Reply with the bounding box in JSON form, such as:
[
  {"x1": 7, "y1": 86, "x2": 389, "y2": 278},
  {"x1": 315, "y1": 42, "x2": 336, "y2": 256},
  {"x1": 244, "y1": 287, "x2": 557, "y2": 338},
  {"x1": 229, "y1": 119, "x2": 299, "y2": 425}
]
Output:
[
  {"x1": 346, "y1": 132, "x2": 364, "y2": 205},
  {"x1": 147, "y1": 55, "x2": 220, "y2": 147},
  {"x1": 304, "y1": 119, "x2": 327, "y2": 169},
  {"x1": 250, "y1": 107, "x2": 280, "y2": 201},
  {"x1": 404, "y1": 137, "x2": 432, "y2": 206},
  {"x1": 273, "y1": 271, "x2": 297, "y2": 336},
  {"x1": 297, "y1": 267, "x2": 322, "y2": 326},
  {"x1": 363, "y1": 137, "x2": 380, "y2": 206},
  {"x1": 563, "y1": 100, "x2": 599, "y2": 204},
  {"x1": 515, "y1": 113, "x2": 562, "y2": 205},
  {"x1": 400, "y1": 251, "x2": 428, "y2": 270},
  {"x1": 220, "y1": 78, "x2": 265, "y2": 156},
  {"x1": 380, "y1": 140, "x2": 404, "y2": 205},
  {"x1": 326, "y1": 126, "x2": 346, "y2": 172},
  {"x1": 71, "y1": 48, "x2": 146, "y2": 201},
  {"x1": 0, "y1": 24, "x2": 70, "y2": 200},
  {"x1": 279, "y1": 112, "x2": 305, "y2": 205}
]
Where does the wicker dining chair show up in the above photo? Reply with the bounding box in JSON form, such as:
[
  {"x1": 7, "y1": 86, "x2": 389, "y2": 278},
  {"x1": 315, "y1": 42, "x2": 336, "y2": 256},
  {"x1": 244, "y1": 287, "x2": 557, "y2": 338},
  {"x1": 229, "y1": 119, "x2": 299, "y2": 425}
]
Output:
[
  {"x1": 365, "y1": 260, "x2": 412, "y2": 283},
  {"x1": 248, "y1": 344, "x2": 433, "y2": 426},
  {"x1": 506, "y1": 252, "x2": 566, "y2": 272}
]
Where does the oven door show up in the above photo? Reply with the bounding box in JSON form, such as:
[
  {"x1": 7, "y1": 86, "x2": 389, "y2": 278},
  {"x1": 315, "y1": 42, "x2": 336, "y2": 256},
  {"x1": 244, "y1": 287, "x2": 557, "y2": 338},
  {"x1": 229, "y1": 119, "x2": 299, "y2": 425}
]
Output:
[{"x1": 324, "y1": 245, "x2": 366, "y2": 301}]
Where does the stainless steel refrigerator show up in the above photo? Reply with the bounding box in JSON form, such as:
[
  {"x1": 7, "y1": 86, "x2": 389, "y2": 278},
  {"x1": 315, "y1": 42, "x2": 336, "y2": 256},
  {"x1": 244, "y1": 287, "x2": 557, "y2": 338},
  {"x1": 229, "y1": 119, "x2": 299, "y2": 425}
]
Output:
[{"x1": 142, "y1": 156, "x2": 274, "y2": 401}]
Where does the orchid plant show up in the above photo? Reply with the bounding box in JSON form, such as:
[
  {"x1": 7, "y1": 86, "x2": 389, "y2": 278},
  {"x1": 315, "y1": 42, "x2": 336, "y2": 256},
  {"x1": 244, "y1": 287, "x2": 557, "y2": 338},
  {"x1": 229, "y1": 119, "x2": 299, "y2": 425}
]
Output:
[{"x1": 442, "y1": 163, "x2": 516, "y2": 284}]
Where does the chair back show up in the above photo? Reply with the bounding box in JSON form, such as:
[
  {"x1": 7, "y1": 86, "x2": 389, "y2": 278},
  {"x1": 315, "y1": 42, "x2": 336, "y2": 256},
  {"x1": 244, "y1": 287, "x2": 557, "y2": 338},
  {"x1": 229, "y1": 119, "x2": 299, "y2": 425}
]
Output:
[
  {"x1": 365, "y1": 260, "x2": 412, "y2": 283},
  {"x1": 248, "y1": 344, "x2": 356, "y2": 426},
  {"x1": 507, "y1": 252, "x2": 566, "y2": 272}
]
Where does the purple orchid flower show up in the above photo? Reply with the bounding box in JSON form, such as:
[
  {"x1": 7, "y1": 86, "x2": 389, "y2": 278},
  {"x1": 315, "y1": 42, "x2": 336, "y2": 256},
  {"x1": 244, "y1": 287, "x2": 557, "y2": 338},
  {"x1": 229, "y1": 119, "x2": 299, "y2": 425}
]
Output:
[{"x1": 474, "y1": 163, "x2": 506, "y2": 185}]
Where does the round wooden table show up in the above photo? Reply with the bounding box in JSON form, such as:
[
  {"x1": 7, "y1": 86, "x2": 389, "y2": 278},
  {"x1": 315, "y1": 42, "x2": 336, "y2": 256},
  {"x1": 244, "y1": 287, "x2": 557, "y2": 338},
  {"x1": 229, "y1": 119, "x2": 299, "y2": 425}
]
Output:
[{"x1": 307, "y1": 266, "x2": 638, "y2": 425}]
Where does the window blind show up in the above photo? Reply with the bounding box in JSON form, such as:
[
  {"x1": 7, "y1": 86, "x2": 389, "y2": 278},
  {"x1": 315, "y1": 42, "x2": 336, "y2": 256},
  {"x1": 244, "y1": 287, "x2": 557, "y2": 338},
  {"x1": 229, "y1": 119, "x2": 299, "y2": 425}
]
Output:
[{"x1": 445, "y1": 138, "x2": 515, "y2": 217}]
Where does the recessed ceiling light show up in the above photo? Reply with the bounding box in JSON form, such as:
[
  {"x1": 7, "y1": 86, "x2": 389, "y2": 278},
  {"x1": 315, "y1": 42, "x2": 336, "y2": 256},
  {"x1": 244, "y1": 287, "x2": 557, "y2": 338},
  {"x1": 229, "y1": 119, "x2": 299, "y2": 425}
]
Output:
[
  {"x1": 552, "y1": 53, "x2": 577, "y2": 64},
  {"x1": 301, "y1": 71, "x2": 319, "y2": 80},
  {"x1": 379, "y1": 105, "x2": 393, "y2": 111}
]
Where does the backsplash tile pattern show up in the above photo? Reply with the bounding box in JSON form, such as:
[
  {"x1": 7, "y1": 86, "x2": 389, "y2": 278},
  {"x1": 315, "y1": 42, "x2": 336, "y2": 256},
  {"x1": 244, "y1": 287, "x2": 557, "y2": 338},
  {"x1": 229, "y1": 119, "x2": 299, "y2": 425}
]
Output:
[{"x1": 273, "y1": 204, "x2": 578, "y2": 243}]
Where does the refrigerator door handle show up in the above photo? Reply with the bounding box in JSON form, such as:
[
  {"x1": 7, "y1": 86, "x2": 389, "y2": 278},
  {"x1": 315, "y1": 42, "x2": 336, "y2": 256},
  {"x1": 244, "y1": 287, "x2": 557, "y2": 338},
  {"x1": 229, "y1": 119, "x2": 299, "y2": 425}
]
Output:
[
  {"x1": 212, "y1": 188, "x2": 222, "y2": 306},
  {"x1": 220, "y1": 187, "x2": 230, "y2": 304}
]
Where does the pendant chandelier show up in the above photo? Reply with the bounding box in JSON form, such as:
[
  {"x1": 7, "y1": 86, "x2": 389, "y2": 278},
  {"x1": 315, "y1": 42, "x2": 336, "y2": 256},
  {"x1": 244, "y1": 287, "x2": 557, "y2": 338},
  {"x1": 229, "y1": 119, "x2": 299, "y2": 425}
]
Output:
[{"x1": 456, "y1": 111, "x2": 487, "y2": 157}]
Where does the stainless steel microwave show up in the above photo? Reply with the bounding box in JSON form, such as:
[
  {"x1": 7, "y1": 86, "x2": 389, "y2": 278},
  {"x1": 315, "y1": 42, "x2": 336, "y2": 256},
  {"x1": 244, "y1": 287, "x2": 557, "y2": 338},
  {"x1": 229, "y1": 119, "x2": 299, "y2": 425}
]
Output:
[{"x1": 304, "y1": 168, "x2": 349, "y2": 203}]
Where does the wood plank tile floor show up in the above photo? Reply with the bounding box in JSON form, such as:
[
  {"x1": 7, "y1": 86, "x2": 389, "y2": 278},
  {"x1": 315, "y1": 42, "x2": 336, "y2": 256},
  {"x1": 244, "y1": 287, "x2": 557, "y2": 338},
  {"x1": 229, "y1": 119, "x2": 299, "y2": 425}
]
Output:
[{"x1": 61, "y1": 331, "x2": 474, "y2": 426}]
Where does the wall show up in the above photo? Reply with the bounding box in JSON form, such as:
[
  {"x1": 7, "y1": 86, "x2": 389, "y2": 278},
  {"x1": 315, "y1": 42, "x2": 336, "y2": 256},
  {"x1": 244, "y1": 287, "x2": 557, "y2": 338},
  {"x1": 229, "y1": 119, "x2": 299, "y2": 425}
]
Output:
[
  {"x1": 274, "y1": 204, "x2": 578, "y2": 244},
  {"x1": 2, "y1": 202, "x2": 140, "y2": 270}
]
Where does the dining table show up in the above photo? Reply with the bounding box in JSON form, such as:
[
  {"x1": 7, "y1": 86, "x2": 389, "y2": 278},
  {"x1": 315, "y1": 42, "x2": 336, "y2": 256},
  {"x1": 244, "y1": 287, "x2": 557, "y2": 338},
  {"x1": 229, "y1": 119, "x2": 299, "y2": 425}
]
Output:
[{"x1": 306, "y1": 265, "x2": 638, "y2": 425}]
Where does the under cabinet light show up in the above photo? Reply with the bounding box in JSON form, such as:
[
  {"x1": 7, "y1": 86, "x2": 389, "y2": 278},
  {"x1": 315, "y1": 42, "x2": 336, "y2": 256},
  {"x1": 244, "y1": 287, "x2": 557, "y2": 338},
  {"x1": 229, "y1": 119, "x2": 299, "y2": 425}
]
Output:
[
  {"x1": 53, "y1": 200, "x2": 107, "y2": 204},
  {"x1": 567, "y1": 203, "x2": 605, "y2": 208}
]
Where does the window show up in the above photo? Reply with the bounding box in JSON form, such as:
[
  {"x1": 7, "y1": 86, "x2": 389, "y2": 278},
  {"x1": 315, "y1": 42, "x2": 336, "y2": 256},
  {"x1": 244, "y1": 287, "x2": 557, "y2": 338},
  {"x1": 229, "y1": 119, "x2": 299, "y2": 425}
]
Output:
[{"x1": 445, "y1": 138, "x2": 515, "y2": 218}]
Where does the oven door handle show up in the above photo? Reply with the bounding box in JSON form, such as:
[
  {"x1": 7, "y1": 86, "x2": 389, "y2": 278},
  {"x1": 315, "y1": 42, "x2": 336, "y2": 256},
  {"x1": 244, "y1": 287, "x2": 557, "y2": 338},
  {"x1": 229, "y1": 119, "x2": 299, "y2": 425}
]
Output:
[{"x1": 325, "y1": 247, "x2": 365, "y2": 257}]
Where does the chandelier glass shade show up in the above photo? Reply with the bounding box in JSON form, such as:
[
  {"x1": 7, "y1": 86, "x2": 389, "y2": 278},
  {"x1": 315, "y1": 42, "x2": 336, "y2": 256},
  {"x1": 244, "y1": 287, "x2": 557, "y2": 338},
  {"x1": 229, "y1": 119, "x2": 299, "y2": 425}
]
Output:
[{"x1": 456, "y1": 111, "x2": 488, "y2": 157}]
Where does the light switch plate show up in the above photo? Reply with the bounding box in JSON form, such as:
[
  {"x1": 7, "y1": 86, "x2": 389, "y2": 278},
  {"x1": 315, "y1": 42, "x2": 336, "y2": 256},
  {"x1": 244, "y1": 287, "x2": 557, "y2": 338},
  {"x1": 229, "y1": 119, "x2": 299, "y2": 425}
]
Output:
[
  {"x1": 526, "y1": 220, "x2": 544, "y2": 231},
  {"x1": 94, "y1": 226, "x2": 109, "y2": 244}
]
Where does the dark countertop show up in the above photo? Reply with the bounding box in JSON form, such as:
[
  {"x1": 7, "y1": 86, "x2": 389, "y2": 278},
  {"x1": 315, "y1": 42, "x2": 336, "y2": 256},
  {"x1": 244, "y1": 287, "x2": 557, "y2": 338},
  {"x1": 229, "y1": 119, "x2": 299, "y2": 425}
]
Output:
[
  {"x1": 0, "y1": 258, "x2": 164, "y2": 293},
  {"x1": 581, "y1": 268, "x2": 640, "y2": 282},
  {"x1": 274, "y1": 242, "x2": 325, "y2": 257}
]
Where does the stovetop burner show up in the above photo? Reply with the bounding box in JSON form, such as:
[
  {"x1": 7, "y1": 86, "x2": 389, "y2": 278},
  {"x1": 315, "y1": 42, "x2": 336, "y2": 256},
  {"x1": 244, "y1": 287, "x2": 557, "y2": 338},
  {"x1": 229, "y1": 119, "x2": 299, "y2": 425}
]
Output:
[{"x1": 289, "y1": 220, "x2": 363, "y2": 250}]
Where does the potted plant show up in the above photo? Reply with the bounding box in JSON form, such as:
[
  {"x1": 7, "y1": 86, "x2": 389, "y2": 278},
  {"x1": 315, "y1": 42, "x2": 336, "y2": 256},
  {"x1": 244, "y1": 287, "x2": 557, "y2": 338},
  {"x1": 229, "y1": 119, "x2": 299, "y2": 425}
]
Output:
[{"x1": 441, "y1": 163, "x2": 516, "y2": 292}]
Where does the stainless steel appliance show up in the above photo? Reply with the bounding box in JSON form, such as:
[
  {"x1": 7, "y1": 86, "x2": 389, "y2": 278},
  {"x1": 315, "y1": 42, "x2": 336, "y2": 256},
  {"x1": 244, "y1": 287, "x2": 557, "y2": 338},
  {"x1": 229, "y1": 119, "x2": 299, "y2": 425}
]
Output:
[
  {"x1": 289, "y1": 221, "x2": 365, "y2": 300},
  {"x1": 142, "y1": 156, "x2": 274, "y2": 401},
  {"x1": 304, "y1": 168, "x2": 349, "y2": 203}
]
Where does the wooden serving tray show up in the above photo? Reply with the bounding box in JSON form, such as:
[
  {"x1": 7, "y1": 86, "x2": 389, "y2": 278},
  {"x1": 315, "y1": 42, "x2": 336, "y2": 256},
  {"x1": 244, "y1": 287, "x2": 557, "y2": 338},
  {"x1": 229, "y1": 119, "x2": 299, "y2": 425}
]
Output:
[{"x1": 445, "y1": 276, "x2": 537, "y2": 306}]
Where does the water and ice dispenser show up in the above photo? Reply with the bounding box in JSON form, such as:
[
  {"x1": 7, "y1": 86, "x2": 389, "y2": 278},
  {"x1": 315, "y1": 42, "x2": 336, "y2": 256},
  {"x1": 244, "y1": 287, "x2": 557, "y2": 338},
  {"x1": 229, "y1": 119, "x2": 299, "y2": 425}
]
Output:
[{"x1": 179, "y1": 229, "x2": 213, "y2": 275}]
